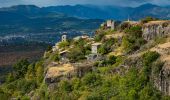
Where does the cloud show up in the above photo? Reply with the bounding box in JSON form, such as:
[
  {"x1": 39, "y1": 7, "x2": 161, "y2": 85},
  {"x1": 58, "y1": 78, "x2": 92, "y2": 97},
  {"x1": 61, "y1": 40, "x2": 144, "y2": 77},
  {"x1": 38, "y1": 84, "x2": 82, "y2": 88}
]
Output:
[{"x1": 0, "y1": 0, "x2": 169, "y2": 7}]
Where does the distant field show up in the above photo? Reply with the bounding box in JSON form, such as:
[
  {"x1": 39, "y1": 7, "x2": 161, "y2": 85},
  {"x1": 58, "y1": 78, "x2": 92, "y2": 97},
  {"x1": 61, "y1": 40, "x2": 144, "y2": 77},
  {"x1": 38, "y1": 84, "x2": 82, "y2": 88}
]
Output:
[
  {"x1": 0, "y1": 50, "x2": 44, "y2": 67},
  {"x1": 0, "y1": 43, "x2": 48, "y2": 66},
  {"x1": 0, "y1": 43, "x2": 49, "y2": 83}
]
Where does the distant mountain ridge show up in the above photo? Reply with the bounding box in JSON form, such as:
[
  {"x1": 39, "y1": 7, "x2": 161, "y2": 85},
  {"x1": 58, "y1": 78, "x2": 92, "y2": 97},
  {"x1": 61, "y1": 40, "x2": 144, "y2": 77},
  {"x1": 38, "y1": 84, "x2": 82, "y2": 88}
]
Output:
[
  {"x1": 0, "y1": 5, "x2": 103, "y2": 34},
  {"x1": 41, "y1": 3, "x2": 170, "y2": 20},
  {"x1": 0, "y1": 3, "x2": 170, "y2": 34},
  {"x1": 1, "y1": 3, "x2": 170, "y2": 21}
]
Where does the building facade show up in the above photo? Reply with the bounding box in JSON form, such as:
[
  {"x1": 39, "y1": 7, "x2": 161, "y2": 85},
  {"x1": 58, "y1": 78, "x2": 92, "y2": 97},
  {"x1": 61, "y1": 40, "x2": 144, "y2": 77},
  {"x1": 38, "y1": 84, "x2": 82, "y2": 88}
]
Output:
[
  {"x1": 61, "y1": 34, "x2": 67, "y2": 42},
  {"x1": 91, "y1": 43, "x2": 102, "y2": 54}
]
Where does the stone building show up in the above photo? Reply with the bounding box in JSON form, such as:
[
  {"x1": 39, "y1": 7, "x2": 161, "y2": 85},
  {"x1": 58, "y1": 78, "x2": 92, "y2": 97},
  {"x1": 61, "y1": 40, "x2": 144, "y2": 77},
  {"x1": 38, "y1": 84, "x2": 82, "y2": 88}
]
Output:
[
  {"x1": 91, "y1": 43, "x2": 102, "y2": 54},
  {"x1": 61, "y1": 33, "x2": 67, "y2": 42},
  {"x1": 86, "y1": 43, "x2": 102, "y2": 61},
  {"x1": 106, "y1": 20, "x2": 116, "y2": 30}
]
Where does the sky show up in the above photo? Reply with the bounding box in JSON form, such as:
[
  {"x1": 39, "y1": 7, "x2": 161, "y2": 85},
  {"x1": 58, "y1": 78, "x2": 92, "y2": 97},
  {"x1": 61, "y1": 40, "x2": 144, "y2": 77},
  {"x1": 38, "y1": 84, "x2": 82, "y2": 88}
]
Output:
[{"x1": 0, "y1": 0, "x2": 170, "y2": 7}]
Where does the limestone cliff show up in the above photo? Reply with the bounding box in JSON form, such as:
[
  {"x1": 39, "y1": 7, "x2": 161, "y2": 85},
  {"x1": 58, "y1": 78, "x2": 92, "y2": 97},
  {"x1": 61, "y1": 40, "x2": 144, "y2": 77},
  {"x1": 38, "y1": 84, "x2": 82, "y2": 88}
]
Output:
[
  {"x1": 151, "y1": 42, "x2": 170, "y2": 95},
  {"x1": 142, "y1": 21, "x2": 170, "y2": 40}
]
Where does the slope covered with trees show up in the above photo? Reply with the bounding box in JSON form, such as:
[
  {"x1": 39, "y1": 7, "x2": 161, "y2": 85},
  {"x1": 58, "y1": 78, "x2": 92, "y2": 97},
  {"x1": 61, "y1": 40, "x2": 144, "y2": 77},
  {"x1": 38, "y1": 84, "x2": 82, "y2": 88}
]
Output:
[{"x1": 0, "y1": 18, "x2": 170, "y2": 99}]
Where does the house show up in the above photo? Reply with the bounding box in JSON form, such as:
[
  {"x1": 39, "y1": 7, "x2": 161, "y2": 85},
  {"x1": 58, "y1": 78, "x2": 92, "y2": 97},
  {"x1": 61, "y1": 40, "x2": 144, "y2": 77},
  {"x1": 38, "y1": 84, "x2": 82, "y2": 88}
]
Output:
[
  {"x1": 86, "y1": 43, "x2": 102, "y2": 61},
  {"x1": 61, "y1": 32, "x2": 67, "y2": 42},
  {"x1": 91, "y1": 43, "x2": 102, "y2": 54},
  {"x1": 81, "y1": 33, "x2": 89, "y2": 39}
]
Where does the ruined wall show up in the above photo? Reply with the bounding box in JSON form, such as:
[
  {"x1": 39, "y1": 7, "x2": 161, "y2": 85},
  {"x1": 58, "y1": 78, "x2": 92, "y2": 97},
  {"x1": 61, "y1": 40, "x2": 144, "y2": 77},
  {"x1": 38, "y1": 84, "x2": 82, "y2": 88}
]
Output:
[{"x1": 142, "y1": 21, "x2": 170, "y2": 40}]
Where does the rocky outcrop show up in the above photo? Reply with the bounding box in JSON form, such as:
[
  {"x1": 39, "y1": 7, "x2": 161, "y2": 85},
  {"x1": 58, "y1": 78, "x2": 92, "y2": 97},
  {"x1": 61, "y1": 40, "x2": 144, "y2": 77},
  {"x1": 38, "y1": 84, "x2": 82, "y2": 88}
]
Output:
[
  {"x1": 150, "y1": 42, "x2": 170, "y2": 96},
  {"x1": 45, "y1": 61, "x2": 94, "y2": 84},
  {"x1": 154, "y1": 68, "x2": 170, "y2": 96},
  {"x1": 142, "y1": 21, "x2": 170, "y2": 40}
]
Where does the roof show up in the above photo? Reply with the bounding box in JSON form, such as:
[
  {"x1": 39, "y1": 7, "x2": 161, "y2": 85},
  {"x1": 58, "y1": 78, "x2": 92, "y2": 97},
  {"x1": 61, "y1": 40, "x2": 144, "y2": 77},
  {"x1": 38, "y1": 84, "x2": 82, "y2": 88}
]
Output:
[
  {"x1": 92, "y1": 43, "x2": 102, "y2": 46},
  {"x1": 59, "y1": 50, "x2": 69, "y2": 55}
]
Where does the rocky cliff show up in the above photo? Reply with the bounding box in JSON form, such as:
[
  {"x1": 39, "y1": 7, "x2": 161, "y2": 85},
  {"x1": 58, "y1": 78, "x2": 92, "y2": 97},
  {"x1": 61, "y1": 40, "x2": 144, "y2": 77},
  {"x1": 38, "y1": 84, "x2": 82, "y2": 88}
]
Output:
[
  {"x1": 151, "y1": 42, "x2": 170, "y2": 95},
  {"x1": 142, "y1": 21, "x2": 170, "y2": 40}
]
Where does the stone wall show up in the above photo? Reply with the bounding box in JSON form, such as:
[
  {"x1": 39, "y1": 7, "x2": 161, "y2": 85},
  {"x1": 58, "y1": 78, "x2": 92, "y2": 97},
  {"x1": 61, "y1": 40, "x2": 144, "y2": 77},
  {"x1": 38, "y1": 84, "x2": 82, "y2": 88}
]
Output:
[{"x1": 142, "y1": 21, "x2": 170, "y2": 40}]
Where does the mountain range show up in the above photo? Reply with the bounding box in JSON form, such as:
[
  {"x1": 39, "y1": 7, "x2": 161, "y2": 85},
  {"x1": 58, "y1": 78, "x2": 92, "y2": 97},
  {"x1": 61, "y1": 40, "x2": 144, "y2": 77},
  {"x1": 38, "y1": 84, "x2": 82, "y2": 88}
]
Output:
[
  {"x1": 0, "y1": 5, "x2": 103, "y2": 35},
  {"x1": 0, "y1": 3, "x2": 170, "y2": 34},
  {"x1": 42, "y1": 3, "x2": 170, "y2": 20}
]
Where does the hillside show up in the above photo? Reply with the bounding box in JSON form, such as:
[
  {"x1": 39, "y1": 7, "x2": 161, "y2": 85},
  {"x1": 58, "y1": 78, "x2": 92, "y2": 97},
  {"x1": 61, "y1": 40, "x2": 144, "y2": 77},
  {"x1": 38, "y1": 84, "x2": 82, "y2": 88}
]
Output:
[{"x1": 0, "y1": 19, "x2": 170, "y2": 99}]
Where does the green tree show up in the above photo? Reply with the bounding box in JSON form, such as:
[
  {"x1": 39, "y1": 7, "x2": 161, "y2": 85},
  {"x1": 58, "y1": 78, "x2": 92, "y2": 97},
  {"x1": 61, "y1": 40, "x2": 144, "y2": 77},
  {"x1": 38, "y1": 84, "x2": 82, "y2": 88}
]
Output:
[
  {"x1": 82, "y1": 73, "x2": 102, "y2": 87},
  {"x1": 13, "y1": 59, "x2": 30, "y2": 78},
  {"x1": 6, "y1": 73, "x2": 15, "y2": 83},
  {"x1": 68, "y1": 47, "x2": 85, "y2": 62},
  {"x1": 59, "y1": 80, "x2": 72, "y2": 92},
  {"x1": 94, "y1": 33, "x2": 105, "y2": 42},
  {"x1": 141, "y1": 17, "x2": 158, "y2": 23},
  {"x1": 35, "y1": 61, "x2": 44, "y2": 84},
  {"x1": 58, "y1": 41, "x2": 69, "y2": 49}
]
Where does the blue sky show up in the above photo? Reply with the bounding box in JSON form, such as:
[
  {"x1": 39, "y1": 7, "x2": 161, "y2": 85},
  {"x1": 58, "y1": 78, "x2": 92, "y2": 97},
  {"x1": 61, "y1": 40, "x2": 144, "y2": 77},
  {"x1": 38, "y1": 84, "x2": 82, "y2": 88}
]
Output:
[{"x1": 0, "y1": 0, "x2": 170, "y2": 7}]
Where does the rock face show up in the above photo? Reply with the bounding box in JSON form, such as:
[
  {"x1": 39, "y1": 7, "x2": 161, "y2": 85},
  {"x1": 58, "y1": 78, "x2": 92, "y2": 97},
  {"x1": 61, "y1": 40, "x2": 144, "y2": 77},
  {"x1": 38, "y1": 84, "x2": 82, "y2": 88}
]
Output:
[
  {"x1": 151, "y1": 42, "x2": 170, "y2": 96},
  {"x1": 158, "y1": 69, "x2": 170, "y2": 95},
  {"x1": 45, "y1": 61, "x2": 94, "y2": 84},
  {"x1": 142, "y1": 21, "x2": 170, "y2": 40}
]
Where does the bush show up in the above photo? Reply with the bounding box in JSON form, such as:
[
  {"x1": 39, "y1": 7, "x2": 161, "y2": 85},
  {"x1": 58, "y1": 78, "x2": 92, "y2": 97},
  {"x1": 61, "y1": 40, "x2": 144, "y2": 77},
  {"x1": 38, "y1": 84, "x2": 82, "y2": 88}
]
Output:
[
  {"x1": 46, "y1": 45, "x2": 52, "y2": 52},
  {"x1": 35, "y1": 61, "x2": 44, "y2": 84},
  {"x1": 120, "y1": 22, "x2": 132, "y2": 30},
  {"x1": 51, "y1": 53, "x2": 60, "y2": 62},
  {"x1": 94, "y1": 33, "x2": 105, "y2": 42},
  {"x1": 99, "y1": 38, "x2": 115, "y2": 55},
  {"x1": 142, "y1": 51, "x2": 160, "y2": 66},
  {"x1": 141, "y1": 17, "x2": 158, "y2": 23},
  {"x1": 152, "y1": 61, "x2": 164, "y2": 76},
  {"x1": 122, "y1": 26, "x2": 146, "y2": 53},
  {"x1": 58, "y1": 41, "x2": 69, "y2": 49},
  {"x1": 59, "y1": 80, "x2": 73, "y2": 92},
  {"x1": 13, "y1": 59, "x2": 30, "y2": 78},
  {"x1": 68, "y1": 47, "x2": 85, "y2": 62},
  {"x1": 82, "y1": 73, "x2": 102, "y2": 87}
]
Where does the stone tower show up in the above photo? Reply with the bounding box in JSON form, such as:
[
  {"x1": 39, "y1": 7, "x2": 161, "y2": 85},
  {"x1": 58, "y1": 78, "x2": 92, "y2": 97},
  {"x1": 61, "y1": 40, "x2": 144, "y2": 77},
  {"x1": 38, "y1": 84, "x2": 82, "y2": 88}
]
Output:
[
  {"x1": 106, "y1": 20, "x2": 116, "y2": 30},
  {"x1": 61, "y1": 32, "x2": 67, "y2": 42}
]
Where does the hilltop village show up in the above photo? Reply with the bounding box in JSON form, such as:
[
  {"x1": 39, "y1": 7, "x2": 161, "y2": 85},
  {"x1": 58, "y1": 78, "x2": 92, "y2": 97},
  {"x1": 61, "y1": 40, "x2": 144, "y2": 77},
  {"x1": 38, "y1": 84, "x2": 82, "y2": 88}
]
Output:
[
  {"x1": 1, "y1": 17, "x2": 170, "y2": 99},
  {"x1": 45, "y1": 18, "x2": 170, "y2": 96}
]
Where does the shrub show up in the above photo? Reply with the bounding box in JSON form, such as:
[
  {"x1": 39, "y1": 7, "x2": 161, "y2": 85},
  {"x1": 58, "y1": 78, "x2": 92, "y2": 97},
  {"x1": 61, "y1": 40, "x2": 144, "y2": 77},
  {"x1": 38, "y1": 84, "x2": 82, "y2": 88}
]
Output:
[
  {"x1": 94, "y1": 33, "x2": 105, "y2": 42},
  {"x1": 51, "y1": 53, "x2": 60, "y2": 62},
  {"x1": 82, "y1": 73, "x2": 102, "y2": 87},
  {"x1": 68, "y1": 47, "x2": 85, "y2": 62},
  {"x1": 46, "y1": 45, "x2": 52, "y2": 52},
  {"x1": 141, "y1": 17, "x2": 158, "y2": 23},
  {"x1": 59, "y1": 80, "x2": 73, "y2": 92},
  {"x1": 122, "y1": 26, "x2": 146, "y2": 53},
  {"x1": 142, "y1": 51, "x2": 160, "y2": 66},
  {"x1": 152, "y1": 61, "x2": 164, "y2": 76},
  {"x1": 58, "y1": 41, "x2": 69, "y2": 49},
  {"x1": 120, "y1": 22, "x2": 132, "y2": 30},
  {"x1": 99, "y1": 38, "x2": 115, "y2": 55},
  {"x1": 13, "y1": 59, "x2": 30, "y2": 78}
]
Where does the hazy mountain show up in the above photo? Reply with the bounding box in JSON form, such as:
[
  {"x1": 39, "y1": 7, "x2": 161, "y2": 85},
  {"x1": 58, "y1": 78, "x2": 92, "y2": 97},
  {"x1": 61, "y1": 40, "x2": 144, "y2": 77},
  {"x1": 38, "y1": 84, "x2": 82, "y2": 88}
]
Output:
[
  {"x1": 0, "y1": 3, "x2": 170, "y2": 35},
  {"x1": 43, "y1": 3, "x2": 170, "y2": 20},
  {"x1": 0, "y1": 5, "x2": 103, "y2": 35}
]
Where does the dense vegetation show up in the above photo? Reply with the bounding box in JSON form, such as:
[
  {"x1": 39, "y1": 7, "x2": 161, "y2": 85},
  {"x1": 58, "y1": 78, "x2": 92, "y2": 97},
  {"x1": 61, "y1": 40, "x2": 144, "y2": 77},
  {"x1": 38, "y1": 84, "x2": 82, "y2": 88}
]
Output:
[{"x1": 0, "y1": 20, "x2": 170, "y2": 99}]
